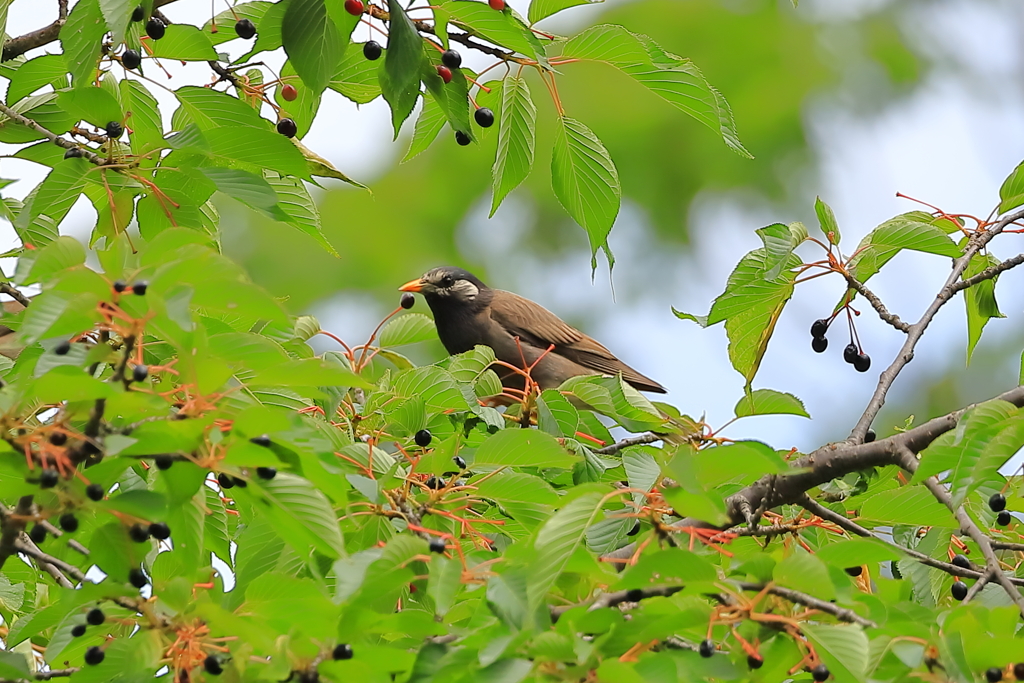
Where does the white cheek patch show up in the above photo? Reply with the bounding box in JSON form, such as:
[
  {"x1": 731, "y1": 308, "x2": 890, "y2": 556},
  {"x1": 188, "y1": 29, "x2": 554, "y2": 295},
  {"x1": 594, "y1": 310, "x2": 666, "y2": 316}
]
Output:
[{"x1": 451, "y1": 280, "x2": 479, "y2": 300}]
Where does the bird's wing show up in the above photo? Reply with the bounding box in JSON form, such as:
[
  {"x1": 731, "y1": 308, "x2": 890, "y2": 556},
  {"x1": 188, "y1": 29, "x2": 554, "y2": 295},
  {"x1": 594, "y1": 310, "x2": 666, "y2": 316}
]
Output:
[{"x1": 489, "y1": 290, "x2": 666, "y2": 393}]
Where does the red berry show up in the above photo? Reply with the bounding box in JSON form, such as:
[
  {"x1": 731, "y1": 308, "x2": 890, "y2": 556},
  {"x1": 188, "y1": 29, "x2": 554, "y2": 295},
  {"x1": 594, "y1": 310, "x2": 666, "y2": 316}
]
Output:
[
  {"x1": 281, "y1": 84, "x2": 298, "y2": 101},
  {"x1": 488, "y1": 0, "x2": 505, "y2": 9},
  {"x1": 344, "y1": 0, "x2": 364, "y2": 15},
  {"x1": 436, "y1": 65, "x2": 452, "y2": 83}
]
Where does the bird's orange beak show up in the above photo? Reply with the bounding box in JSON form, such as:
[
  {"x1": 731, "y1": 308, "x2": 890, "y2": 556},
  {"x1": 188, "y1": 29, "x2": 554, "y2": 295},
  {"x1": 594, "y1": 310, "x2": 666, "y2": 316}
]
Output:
[{"x1": 398, "y1": 278, "x2": 425, "y2": 293}]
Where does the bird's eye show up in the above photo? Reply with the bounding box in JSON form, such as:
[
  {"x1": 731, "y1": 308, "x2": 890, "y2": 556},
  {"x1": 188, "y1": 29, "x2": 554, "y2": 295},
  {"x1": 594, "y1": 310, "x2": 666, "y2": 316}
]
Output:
[{"x1": 440, "y1": 275, "x2": 454, "y2": 288}]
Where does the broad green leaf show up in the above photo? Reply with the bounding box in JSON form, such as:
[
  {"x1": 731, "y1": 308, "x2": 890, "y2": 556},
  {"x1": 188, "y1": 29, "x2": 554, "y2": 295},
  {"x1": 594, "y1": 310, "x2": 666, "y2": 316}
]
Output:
[
  {"x1": 694, "y1": 441, "x2": 787, "y2": 488},
  {"x1": 392, "y1": 365, "x2": 469, "y2": 411},
  {"x1": 7, "y1": 54, "x2": 67, "y2": 103},
  {"x1": 815, "y1": 538, "x2": 901, "y2": 567},
  {"x1": 536, "y1": 389, "x2": 579, "y2": 437},
  {"x1": 474, "y1": 429, "x2": 576, "y2": 469},
  {"x1": 528, "y1": 0, "x2": 602, "y2": 24},
  {"x1": 31, "y1": 366, "x2": 112, "y2": 403},
  {"x1": 551, "y1": 116, "x2": 620, "y2": 264},
  {"x1": 859, "y1": 486, "x2": 956, "y2": 527},
  {"x1": 203, "y1": 127, "x2": 309, "y2": 178},
  {"x1": 734, "y1": 389, "x2": 809, "y2": 418},
  {"x1": 99, "y1": 0, "x2": 132, "y2": 45},
  {"x1": 264, "y1": 172, "x2": 337, "y2": 256},
  {"x1": 249, "y1": 359, "x2": 374, "y2": 388},
  {"x1": 174, "y1": 86, "x2": 270, "y2": 130},
  {"x1": 27, "y1": 235, "x2": 86, "y2": 283},
  {"x1": 147, "y1": 25, "x2": 218, "y2": 61},
  {"x1": 331, "y1": 42, "x2": 385, "y2": 104},
  {"x1": 999, "y1": 160, "x2": 1024, "y2": 213},
  {"x1": 562, "y1": 25, "x2": 750, "y2": 157},
  {"x1": 946, "y1": 403, "x2": 1024, "y2": 507},
  {"x1": 379, "y1": 0, "x2": 424, "y2": 138},
  {"x1": 61, "y1": 0, "x2": 106, "y2": 87},
  {"x1": 274, "y1": 62, "x2": 322, "y2": 138},
  {"x1": 237, "y1": 473, "x2": 345, "y2": 558},
  {"x1": 755, "y1": 221, "x2": 806, "y2": 280},
  {"x1": 815, "y1": 196, "x2": 841, "y2": 245},
  {"x1": 774, "y1": 552, "x2": 833, "y2": 601},
  {"x1": 379, "y1": 313, "x2": 436, "y2": 347},
  {"x1": 20, "y1": 159, "x2": 90, "y2": 233},
  {"x1": 443, "y1": 1, "x2": 544, "y2": 63},
  {"x1": 203, "y1": 1, "x2": 275, "y2": 44},
  {"x1": 200, "y1": 167, "x2": 284, "y2": 215},
  {"x1": 615, "y1": 548, "x2": 716, "y2": 589},
  {"x1": 282, "y1": 0, "x2": 342, "y2": 93},
  {"x1": 490, "y1": 76, "x2": 535, "y2": 216},
  {"x1": 529, "y1": 491, "x2": 604, "y2": 608},
  {"x1": 120, "y1": 80, "x2": 163, "y2": 159},
  {"x1": 403, "y1": 94, "x2": 446, "y2": 162},
  {"x1": 870, "y1": 213, "x2": 962, "y2": 258},
  {"x1": 803, "y1": 624, "x2": 869, "y2": 683},
  {"x1": 963, "y1": 252, "x2": 1004, "y2": 364}
]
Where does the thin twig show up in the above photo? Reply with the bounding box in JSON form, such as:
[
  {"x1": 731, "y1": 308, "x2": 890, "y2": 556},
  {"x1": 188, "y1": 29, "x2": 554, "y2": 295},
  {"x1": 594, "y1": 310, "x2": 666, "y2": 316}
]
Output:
[
  {"x1": 16, "y1": 536, "x2": 75, "y2": 588},
  {"x1": 0, "y1": 283, "x2": 31, "y2": 308},
  {"x1": 734, "y1": 582, "x2": 877, "y2": 628},
  {"x1": 842, "y1": 273, "x2": 910, "y2": 332},
  {"x1": 593, "y1": 433, "x2": 661, "y2": 455},
  {"x1": 950, "y1": 252, "x2": 1024, "y2": 293},
  {"x1": 0, "y1": 102, "x2": 105, "y2": 166}
]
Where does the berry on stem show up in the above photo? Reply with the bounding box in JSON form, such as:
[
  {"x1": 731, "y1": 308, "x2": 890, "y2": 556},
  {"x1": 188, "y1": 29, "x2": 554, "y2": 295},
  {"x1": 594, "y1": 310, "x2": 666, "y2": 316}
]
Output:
[
  {"x1": 204, "y1": 655, "x2": 223, "y2": 675},
  {"x1": 344, "y1": 0, "x2": 364, "y2": 15},
  {"x1": 436, "y1": 65, "x2": 452, "y2": 83},
  {"x1": 86, "y1": 608, "x2": 105, "y2": 625},
  {"x1": 132, "y1": 281, "x2": 147, "y2": 295},
  {"x1": 1013, "y1": 663, "x2": 1024, "y2": 680},
  {"x1": 105, "y1": 121, "x2": 123, "y2": 139},
  {"x1": 951, "y1": 580, "x2": 968, "y2": 601},
  {"x1": 132, "y1": 364, "x2": 149, "y2": 382},
  {"x1": 747, "y1": 655, "x2": 763, "y2": 670},
  {"x1": 155, "y1": 455, "x2": 173, "y2": 470},
  {"x1": 40, "y1": 468, "x2": 59, "y2": 488},
  {"x1": 812, "y1": 664, "x2": 830, "y2": 682},
  {"x1": 998, "y1": 510, "x2": 1012, "y2": 526},
  {"x1": 415, "y1": 429, "x2": 432, "y2": 448},
  {"x1": 113, "y1": 280, "x2": 127, "y2": 293},
  {"x1": 990, "y1": 493, "x2": 1007, "y2": 512},
  {"x1": 441, "y1": 49, "x2": 462, "y2": 69},
  {"x1": 59, "y1": 513, "x2": 78, "y2": 532},
  {"x1": 624, "y1": 588, "x2": 644, "y2": 602},
  {"x1": 64, "y1": 147, "x2": 84, "y2": 159},
  {"x1": 987, "y1": 668, "x2": 1004, "y2": 683},
  {"x1": 811, "y1": 336, "x2": 828, "y2": 353},
  {"x1": 131, "y1": 5, "x2": 145, "y2": 21},
  {"x1": 86, "y1": 483, "x2": 105, "y2": 501},
  {"x1": 129, "y1": 523, "x2": 150, "y2": 543},
  {"x1": 854, "y1": 353, "x2": 871, "y2": 373},
  {"x1": 488, "y1": 0, "x2": 505, "y2": 9},
  {"x1": 400, "y1": 292, "x2": 415, "y2": 309},
  {"x1": 951, "y1": 554, "x2": 970, "y2": 570},
  {"x1": 474, "y1": 107, "x2": 495, "y2": 128},
  {"x1": 429, "y1": 538, "x2": 446, "y2": 553},
  {"x1": 235, "y1": 18, "x2": 256, "y2": 39},
  {"x1": 425, "y1": 476, "x2": 442, "y2": 490},
  {"x1": 146, "y1": 17, "x2": 165, "y2": 40},
  {"x1": 843, "y1": 343, "x2": 858, "y2": 364},
  {"x1": 864, "y1": 428, "x2": 876, "y2": 443},
  {"x1": 54, "y1": 339, "x2": 71, "y2": 355},
  {"x1": 85, "y1": 646, "x2": 105, "y2": 665},
  {"x1": 251, "y1": 434, "x2": 271, "y2": 447},
  {"x1": 122, "y1": 49, "x2": 141, "y2": 70},
  {"x1": 627, "y1": 521, "x2": 640, "y2": 536},
  {"x1": 455, "y1": 130, "x2": 471, "y2": 146},
  {"x1": 256, "y1": 467, "x2": 277, "y2": 480},
  {"x1": 453, "y1": 455, "x2": 466, "y2": 470},
  {"x1": 29, "y1": 524, "x2": 47, "y2": 544},
  {"x1": 332, "y1": 644, "x2": 353, "y2": 660},
  {"x1": 217, "y1": 473, "x2": 235, "y2": 489},
  {"x1": 845, "y1": 566, "x2": 863, "y2": 577},
  {"x1": 281, "y1": 84, "x2": 298, "y2": 101},
  {"x1": 149, "y1": 522, "x2": 171, "y2": 540},
  {"x1": 50, "y1": 431, "x2": 67, "y2": 446},
  {"x1": 363, "y1": 40, "x2": 382, "y2": 60},
  {"x1": 128, "y1": 568, "x2": 148, "y2": 588},
  {"x1": 810, "y1": 318, "x2": 829, "y2": 338},
  {"x1": 698, "y1": 639, "x2": 715, "y2": 658},
  {"x1": 71, "y1": 624, "x2": 87, "y2": 637},
  {"x1": 277, "y1": 118, "x2": 297, "y2": 137}
]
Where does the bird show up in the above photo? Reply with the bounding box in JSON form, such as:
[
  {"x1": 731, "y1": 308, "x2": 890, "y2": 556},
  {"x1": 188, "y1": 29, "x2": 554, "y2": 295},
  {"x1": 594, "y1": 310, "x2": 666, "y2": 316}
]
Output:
[{"x1": 399, "y1": 267, "x2": 666, "y2": 395}]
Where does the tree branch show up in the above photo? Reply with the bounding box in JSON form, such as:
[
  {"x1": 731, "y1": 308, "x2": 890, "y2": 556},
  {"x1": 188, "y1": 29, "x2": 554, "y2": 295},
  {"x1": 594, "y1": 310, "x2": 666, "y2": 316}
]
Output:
[
  {"x1": 16, "y1": 536, "x2": 75, "y2": 588},
  {"x1": 0, "y1": 496, "x2": 34, "y2": 570},
  {"x1": 734, "y1": 582, "x2": 876, "y2": 628},
  {"x1": 0, "y1": 283, "x2": 32, "y2": 308},
  {"x1": 950, "y1": 252, "x2": 1024, "y2": 294},
  {"x1": 0, "y1": 102, "x2": 105, "y2": 166},
  {"x1": 842, "y1": 274, "x2": 910, "y2": 332},
  {"x1": 849, "y1": 206, "x2": 1024, "y2": 442},
  {"x1": 593, "y1": 432, "x2": 662, "y2": 455}
]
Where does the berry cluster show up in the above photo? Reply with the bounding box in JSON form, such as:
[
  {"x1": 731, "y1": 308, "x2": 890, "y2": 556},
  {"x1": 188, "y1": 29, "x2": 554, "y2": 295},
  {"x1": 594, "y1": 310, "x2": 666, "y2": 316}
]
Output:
[
  {"x1": 990, "y1": 492, "x2": 1012, "y2": 526},
  {"x1": 808, "y1": 318, "x2": 871, "y2": 372}
]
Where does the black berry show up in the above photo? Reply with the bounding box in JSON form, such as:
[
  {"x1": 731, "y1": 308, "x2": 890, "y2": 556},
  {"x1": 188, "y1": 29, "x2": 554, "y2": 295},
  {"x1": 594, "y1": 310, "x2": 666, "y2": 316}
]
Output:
[
  {"x1": 474, "y1": 107, "x2": 494, "y2": 128},
  {"x1": 71, "y1": 624, "x2": 87, "y2": 637},
  {"x1": 400, "y1": 292, "x2": 415, "y2": 309},
  {"x1": 64, "y1": 147, "x2": 84, "y2": 159},
  {"x1": 29, "y1": 524, "x2": 47, "y2": 544},
  {"x1": 425, "y1": 476, "x2": 442, "y2": 490},
  {"x1": 84, "y1": 646, "x2": 105, "y2": 665},
  {"x1": 415, "y1": 429, "x2": 432, "y2": 448},
  {"x1": 132, "y1": 364, "x2": 149, "y2": 382},
  {"x1": 204, "y1": 655, "x2": 223, "y2": 675},
  {"x1": 990, "y1": 493, "x2": 1007, "y2": 512},
  {"x1": 845, "y1": 566, "x2": 862, "y2": 576},
  {"x1": 987, "y1": 668, "x2": 1004, "y2": 683},
  {"x1": 698, "y1": 639, "x2": 714, "y2": 658},
  {"x1": 132, "y1": 281, "x2": 147, "y2": 295},
  {"x1": 54, "y1": 339, "x2": 72, "y2": 355},
  {"x1": 812, "y1": 664, "x2": 830, "y2": 681},
  {"x1": 256, "y1": 467, "x2": 277, "y2": 480},
  {"x1": 998, "y1": 510, "x2": 1012, "y2": 526},
  {"x1": 429, "y1": 538, "x2": 446, "y2": 553},
  {"x1": 843, "y1": 343, "x2": 858, "y2": 364},
  {"x1": 113, "y1": 280, "x2": 127, "y2": 293},
  {"x1": 40, "y1": 468, "x2": 59, "y2": 488},
  {"x1": 811, "y1": 336, "x2": 827, "y2": 353},
  {"x1": 217, "y1": 472, "x2": 235, "y2": 489},
  {"x1": 624, "y1": 588, "x2": 644, "y2": 602},
  {"x1": 128, "y1": 567, "x2": 148, "y2": 588},
  {"x1": 149, "y1": 522, "x2": 170, "y2": 540},
  {"x1": 234, "y1": 18, "x2": 256, "y2": 39},
  {"x1": 250, "y1": 434, "x2": 271, "y2": 447},
  {"x1": 86, "y1": 608, "x2": 105, "y2": 625},
  {"x1": 453, "y1": 456, "x2": 466, "y2": 470},
  {"x1": 145, "y1": 17, "x2": 165, "y2": 40},
  {"x1": 129, "y1": 523, "x2": 150, "y2": 543},
  {"x1": 1013, "y1": 663, "x2": 1024, "y2": 680},
  {"x1": 155, "y1": 455, "x2": 173, "y2": 470},
  {"x1": 122, "y1": 49, "x2": 141, "y2": 70},
  {"x1": 59, "y1": 513, "x2": 78, "y2": 532},
  {"x1": 455, "y1": 130, "x2": 471, "y2": 146},
  {"x1": 810, "y1": 318, "x2": 829, "y2": 338},
  {"x1": 864, "y1": 429, "x2": 876, "y2": 443},
  {"x1": 231, "y1": 476, "x2": 247, "y2": 488},
  {"x1": 50, "y1": 431, "x2": 67, "y2": 446},
  {"x1": 86, "y1": 483, "x2": 104, "y2": 501},
  {"x1": 747, "y1": 655, "x2": 763, "y2": 670},
  {"x1": 363, "y1": 40, "x2": 382, "y2": 60},
  {"x1": 131, "y1": 5, "x2": 145, "y2": 21},
  {"x1": 441, "y1": 49, "x2": 462, "y2": 69},
  {"x1": 277, "y1": 118, "x2": 297, "y2": 137},
  {"x1": 951, "y1": 554, "x2": 970, "y2": 570},
  {"x1": 627, "y1": 522, "x2": 640, "y2": 536},
  {"x1": 854, "y1": 353, "x2": 871, "y2": 373},
  {"x1": 105, "y1": 121, "x2": 123, "y2": 139},
  {"x1": 951, "y1": 580, "x2": 968, "y2": 601},
  {"x1": 332, "y1": 644, "x2": 353, "y2": 660}
]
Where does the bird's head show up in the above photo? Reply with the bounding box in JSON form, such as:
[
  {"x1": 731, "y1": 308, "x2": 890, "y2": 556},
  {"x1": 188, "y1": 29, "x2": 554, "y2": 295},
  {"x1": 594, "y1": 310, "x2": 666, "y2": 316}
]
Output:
[{"x1": 399, "y1": 267, "x2": 489, "y2": 306}]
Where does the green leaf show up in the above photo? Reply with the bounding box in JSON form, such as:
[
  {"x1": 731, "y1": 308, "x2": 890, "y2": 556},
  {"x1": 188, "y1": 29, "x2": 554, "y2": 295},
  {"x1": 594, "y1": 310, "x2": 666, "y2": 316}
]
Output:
[
  {"x1": 264, "y1": 172, "x2": 337, "y2": 256},
  {"x1": 249, "y1": 359, "x2": 374, "y2": 388},
  {"x1": 237, "y1": 473, "x2": 345, "y2": 558},
  {"x1": 403, "y1": 93, "x2": 446, "y2": 162},
  {"x1": 7, "y1": 54, "x2": 67, "y2": 103},
  {"x1": 815, "y1": 538, "x2": 901, "y2": 567},
  {"x1": 999, "y1": 160, "x2": 1024, "y2": 213},
  {"x1": 734, "y1": 389, "x2": 809, "y2": 419},
  {"x1": 963, "y1": 252, "x2": 1004, "y2": 364},
  {"x1": 120, "y1": 80, "x2": 163, "y2": 159},
  {"x1": 274, "y1": 62, "x2": 322, "y2": 138},
  {"x1": 803, "y1": 624, "x2": 869, "y2": 683},
  {"x1": 203, "y1": 1, "x2": 274, "y2": 44},
  {"x1": 551, "y1": 116, "x2": 620, "y2": 264},
  {"x1": 859, "y1": 486, "x2": 956, "y2": 527},
  {"x1": 282, "y1": 0, "x2": 342, "y2": 93},
  {"x1": 19, "y1": 159, "x2": 90, "y2": 233},
  {"x1": 379, "y1": 313, "x2": 436, "y2": 347},
  {"x1": 755, "y1": 221, "x2": 806, "y2": 280},
  {"x1": 774, "y1": 552, "x2": 833, "y2": 601},
  {"x1": 561, "y1": 24, "x2": 749, "y2": 157},
  {"x1": 529, "y1": 491, "x2": 604, "y2": 608},
  {"x1": 490, "y1": 76, "x2": 536, "y2": 216},
  {"x1": 147, "y1": 24, "x2": 218, "y2": 61},
  {"x1": 443, "y1": 1, "x2": 544, "y2": 63},
  {"x1": 379, "y1": 0, "x2": 424, "y2": 138},
  {"x1": 528, "y1": 0, "x2": 602, "y2": 24},
  {"x1": 174, "y1": 86, "x2": 270, "y2": 130},
  {"x1": 814, "y1": 196, "x2": 841, "y2": 245},
  {"x1": 535, "y1": 389, "x2": 579, "y2": 438},
  {"x1": 421, "y1": 50, "x2": 473, "y2": 139},
  {"x1": 61, "y1": 0, "x2": 106, "y2": 87},
  {"x1": 474, "y1": 429, "x2": 576, "y2": 469},
  {"x1": 203, "y1": 127, "x2": 310, "y2": 178},
  {"x1": 27, "y1": 235, "x2": 86, "y2": 283},
  {"x1": 199, "y1": 167, "x2": 284, "y2": 215},
  {"x1": 946, "y1": 403, "x2": 1024, "y2": 507},
  {"x1": 331, "y1": 42, "x2": 385, "y2": 104},
  {"x1": 869, "y1": 213, "x2": 963, "y2": 258}
]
